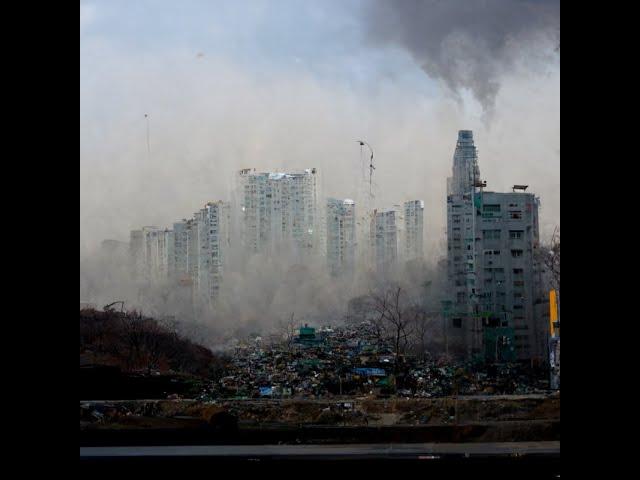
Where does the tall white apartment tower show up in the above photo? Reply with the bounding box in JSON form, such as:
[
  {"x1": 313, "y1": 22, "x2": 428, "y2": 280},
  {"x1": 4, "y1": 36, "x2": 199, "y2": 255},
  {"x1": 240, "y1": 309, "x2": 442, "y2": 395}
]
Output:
[
  {"x1": 172, "y1": 219, "x2": 191, "y2": 282},
  {"x1": 129, "y1": 202, "x2": 229, "y2": 317},
  {"x1": 370, "y1": 208, "x2": 399, "y2": 275},
  {"x1": 326, "y1": 198, "x2": 356, "y2": 277},
  {"x1": 236, "y1": 168, "x2": 321, "y2": 259},
  {"x1": 191, "y1": 201, "x2": 231, "y2": 309},
  {"x1": 130, "y1": 226, "x2": 174, "y2": 285},
  {"x1": 403, "y1": 200, "x2": 424, "y2": 262}
]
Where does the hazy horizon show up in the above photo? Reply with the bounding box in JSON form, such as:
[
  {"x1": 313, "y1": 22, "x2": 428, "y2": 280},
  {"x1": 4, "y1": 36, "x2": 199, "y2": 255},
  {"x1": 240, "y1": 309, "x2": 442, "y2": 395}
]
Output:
[{"x1": 81, "y1": 0, "x2": 559, "y2": 261}]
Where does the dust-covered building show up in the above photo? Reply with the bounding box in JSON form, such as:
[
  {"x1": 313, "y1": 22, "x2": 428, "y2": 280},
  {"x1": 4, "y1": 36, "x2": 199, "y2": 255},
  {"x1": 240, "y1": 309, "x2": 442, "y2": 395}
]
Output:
[
  {"x1": 446, "y1": 130, "x2": 546, "y2": 363},
  {"x1": 236, "y1": 168, "x2": 322, "y2": 260},
  {"x1": 326, "y1": 198, "x2": 356, "y2": 277}
]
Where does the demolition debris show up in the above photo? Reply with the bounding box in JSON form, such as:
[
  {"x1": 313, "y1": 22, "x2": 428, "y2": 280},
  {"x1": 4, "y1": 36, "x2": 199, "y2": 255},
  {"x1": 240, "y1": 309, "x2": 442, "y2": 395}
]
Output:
[{"x1": 201, "y1": 322, "x2": 550, "y2": 401}]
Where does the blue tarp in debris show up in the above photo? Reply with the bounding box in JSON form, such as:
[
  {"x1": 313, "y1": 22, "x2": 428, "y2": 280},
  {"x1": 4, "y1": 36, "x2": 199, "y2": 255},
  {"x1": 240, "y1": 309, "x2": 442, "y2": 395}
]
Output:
[
  {"x1": 353, "y1": 367, "x2": 386, "y2": 377},
  {"x1": 259, "y1": 386, "x2": 272, "y2": 396}
]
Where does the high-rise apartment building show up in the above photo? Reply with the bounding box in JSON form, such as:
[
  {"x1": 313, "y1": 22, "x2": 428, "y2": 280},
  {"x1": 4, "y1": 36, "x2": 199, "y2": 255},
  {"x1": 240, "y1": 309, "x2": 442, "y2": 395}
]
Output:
[
  {"x1": 236, "y1": 168, "x2": 321, "y2": 259},
  {"x1": 475, "y1": 191, "x2": 544, "y2": 361},
  {"x1": 326, "y1": 198, "x2": 356, "y2": 276},
  {"x1": 370, "y1": 208, "x2": 399, "y2": 275},
  {"x1": 130, "y1": 201, "x2": 230, "y2": 312},
  {"x1": 172, "y1": 219, "x2": 191, "y2": 282},
  {"x1": 402, "y1": 200, "x2": 424, "y2": 262},
  {"x1": 180, "y1": 202, "x2": 231, "y2": 309},
  {"x1": 446, "y1": 130, "x2": 481, "y2": 357},
  {"x1": 130, "y1": 226, "x2": 174, "y2": 285},
  {"x1": 193, "y1": 201, "x2": 230, "y2": 306},
  {"x1": 446, "y1": 130, "x2": 545, "y2": 362}
]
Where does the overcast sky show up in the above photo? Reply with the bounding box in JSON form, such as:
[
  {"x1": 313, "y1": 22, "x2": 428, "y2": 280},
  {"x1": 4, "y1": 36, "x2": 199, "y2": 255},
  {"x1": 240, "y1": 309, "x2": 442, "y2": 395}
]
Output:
[{"x1": 80, "y1": 0, "x2": 559, "y2": 259}]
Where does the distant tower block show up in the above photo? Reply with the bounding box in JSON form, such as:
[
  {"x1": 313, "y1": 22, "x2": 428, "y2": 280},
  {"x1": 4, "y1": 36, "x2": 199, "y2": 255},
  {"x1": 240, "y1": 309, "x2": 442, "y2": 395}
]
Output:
[
  {"x1": 236, "y1": 168, "x2": 321, "y2": 259},
  {"x1": 370, "y1": 207, "x2": 399, "y2": 275},
  {"x1": 403, "y1": 200, "x2": 424, "y2": 262},
  {"x1": 326, "y1": 198, "x2": 356, "y2": 277}
]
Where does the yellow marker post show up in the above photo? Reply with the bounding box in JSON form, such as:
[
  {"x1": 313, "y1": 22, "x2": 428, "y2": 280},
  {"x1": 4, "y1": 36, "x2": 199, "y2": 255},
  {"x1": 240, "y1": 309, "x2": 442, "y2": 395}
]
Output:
[{"x1": 549, "y1": 289, "x2": 558, "y2": 337}]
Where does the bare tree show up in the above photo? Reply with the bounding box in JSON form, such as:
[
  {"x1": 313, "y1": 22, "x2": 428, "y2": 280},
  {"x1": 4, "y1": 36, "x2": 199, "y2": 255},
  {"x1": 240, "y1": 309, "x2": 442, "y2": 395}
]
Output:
[
  {"x1": 538, "y1": 226, "x2": 560, "y2": 295},
  {"x1": 119, "y1": 310, "x2": 146, "y2": 370},
  {"x1": 140, "y1": 320, "x2": 166, "y2": 374},
  {"x1": 278, "y1": 312, "x2": 298, "y2": 352},
  {"x1": 412, "y1": 308, "x2": 437, "y2": 361},
  {"x1": 547, "y1": 227, "x2": 560, "y2": 293},
  {"x1": 118, "y1": 310, "x2": 167, "y2": 372},
  {"x1": 370, "y1": 286, "x2": 416, "y2": 374}
]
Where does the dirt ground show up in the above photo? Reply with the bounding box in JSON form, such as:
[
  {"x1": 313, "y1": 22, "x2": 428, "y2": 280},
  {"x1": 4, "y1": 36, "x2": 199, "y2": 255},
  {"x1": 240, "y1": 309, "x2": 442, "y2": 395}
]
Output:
[{"x1": 81, "y1": 393, "x2": 559, "y2": 428}]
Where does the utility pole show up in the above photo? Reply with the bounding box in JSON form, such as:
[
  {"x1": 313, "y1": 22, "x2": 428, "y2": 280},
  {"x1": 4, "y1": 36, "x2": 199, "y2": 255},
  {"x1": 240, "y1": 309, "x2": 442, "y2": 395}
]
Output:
[{"x1": 356, "y1": 140, "x2": 375, "y2": 274}]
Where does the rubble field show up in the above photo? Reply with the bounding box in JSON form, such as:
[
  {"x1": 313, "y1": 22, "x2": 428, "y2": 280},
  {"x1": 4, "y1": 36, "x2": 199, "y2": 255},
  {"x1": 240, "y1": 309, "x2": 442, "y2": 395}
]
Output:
[
  {"x1": 202, "y1": 322, "x2": 554, "y2": 401},
  {"x1": 80, "y1": 320, "x2": 560, "y2": 444}
]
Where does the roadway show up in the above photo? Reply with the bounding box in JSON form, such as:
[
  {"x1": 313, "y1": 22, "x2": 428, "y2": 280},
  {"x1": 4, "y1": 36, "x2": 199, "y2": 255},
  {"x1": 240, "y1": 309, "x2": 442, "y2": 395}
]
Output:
[{"x1": 81, "y1": 441, "x2": 560, "y2": 459}]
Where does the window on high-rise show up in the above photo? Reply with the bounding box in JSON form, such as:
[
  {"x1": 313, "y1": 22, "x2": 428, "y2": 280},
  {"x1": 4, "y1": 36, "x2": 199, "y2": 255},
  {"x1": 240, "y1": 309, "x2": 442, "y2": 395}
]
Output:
[
  {"x1": 483, "y1": 204, "x2": 501, "y2": 213},
  {"x1": 483, "y1": 229, "x2": 501, "y2": 240}
]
